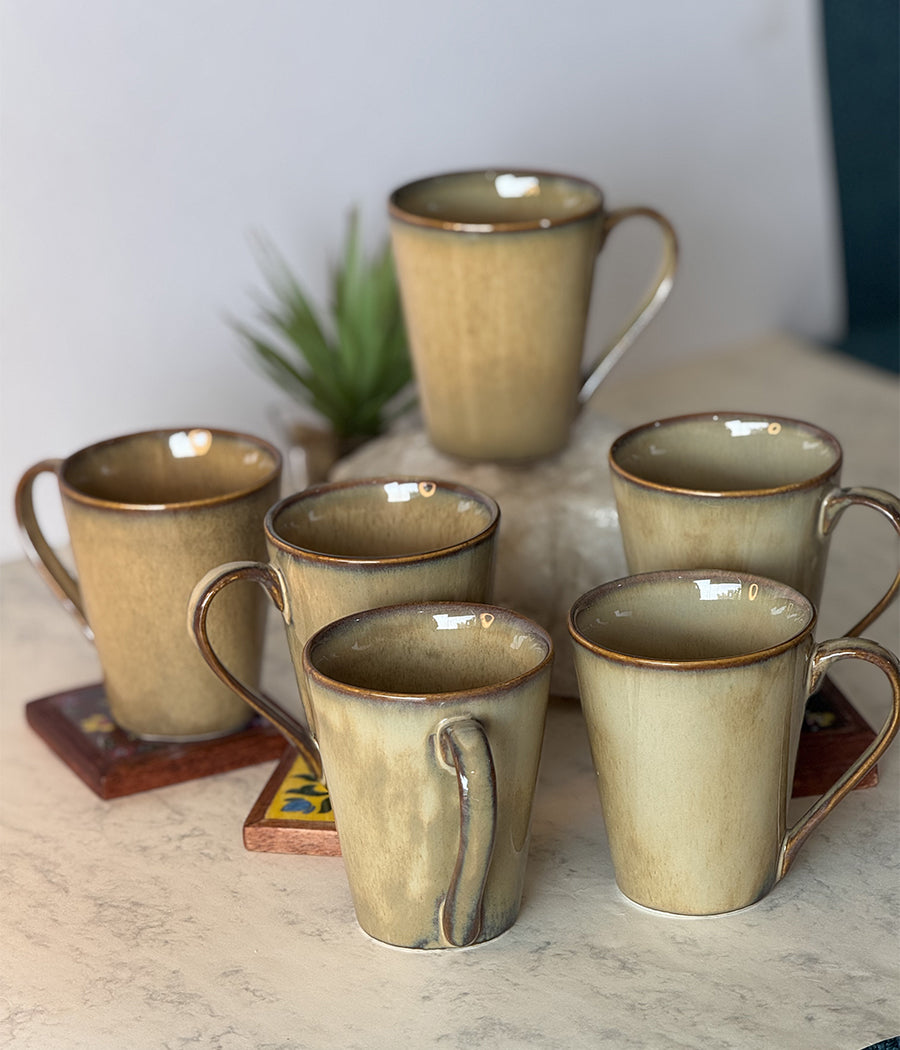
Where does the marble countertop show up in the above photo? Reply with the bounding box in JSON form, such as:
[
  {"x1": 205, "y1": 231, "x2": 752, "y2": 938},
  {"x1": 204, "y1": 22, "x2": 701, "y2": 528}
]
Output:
[{"x1": 2, "y1": 334, "x2": 898, "y2": 1049}]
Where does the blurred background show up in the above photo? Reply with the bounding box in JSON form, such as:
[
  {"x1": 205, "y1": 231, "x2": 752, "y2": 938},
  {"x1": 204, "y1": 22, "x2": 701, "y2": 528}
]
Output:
[{"x1": 1, "y1": 0, "x2": 896, "y2": 562}]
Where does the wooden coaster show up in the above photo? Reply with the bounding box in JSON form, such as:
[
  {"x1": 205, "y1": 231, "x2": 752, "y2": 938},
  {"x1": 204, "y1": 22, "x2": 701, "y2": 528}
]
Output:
[
  {"x1": 25, "y1": 682, "x2": 285, "y2": 799},
  {"x1": 243, "y1": 746, "x2": 340, "y2": 855},
  {"x1": 792, "y1": 675, "x2": 878, "y2": 796},
  {"x1": 242, "y1": 677, "x2": 879, "y2": 856}
]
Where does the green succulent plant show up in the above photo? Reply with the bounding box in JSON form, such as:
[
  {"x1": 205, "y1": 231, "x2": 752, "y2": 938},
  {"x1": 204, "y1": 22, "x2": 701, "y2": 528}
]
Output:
[{"x1": 234, "y1": 210, "x2": 414, "y2": 442}]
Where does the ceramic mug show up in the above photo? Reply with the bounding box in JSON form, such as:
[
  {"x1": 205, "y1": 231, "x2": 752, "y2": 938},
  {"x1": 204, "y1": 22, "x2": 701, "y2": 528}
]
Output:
[
  {"x1": 388, "y1": 168, "x2": 678, "y2": 461},
  {"x1": 609, "y1": 412, "x2": 900, "y2": 636},
  {"x1": 568, "y1": 569, "x2": 900, "y2": 916},
  {"x1": 302, "y1": 601, "x2": 553, "y2": 948},
  {"x1": 189, "y1": 477, "x2": 500, "y2": 776},
  {"x1": 15, "y1": 428, "x2": 282, "y2": 739}
]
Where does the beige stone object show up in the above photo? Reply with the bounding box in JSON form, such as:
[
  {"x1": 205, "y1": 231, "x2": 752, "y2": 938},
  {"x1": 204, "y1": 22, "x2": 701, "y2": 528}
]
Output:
[
  {"x1": 569, "y1": 569, "x2": 900, "y2": 916},
  {"x1": 389, "y1": 168, "x2": 677, "y2": 461},
  {"x1": 15, "y1": 428, "x2": 282, "y2": 740},
  {"x1": 303, "y1": 601, "x2": 552, "y2": 948},
  {"x1": 332, "y1": 412, "x2": 629, "y2": 697}
]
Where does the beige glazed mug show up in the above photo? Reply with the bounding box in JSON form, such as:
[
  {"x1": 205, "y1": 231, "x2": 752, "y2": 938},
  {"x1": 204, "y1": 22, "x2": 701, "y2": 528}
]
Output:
[
  {"x1": 609, "y1": 412, "x2": 900, "y2": 636},
  {"x1": 569, "y1": 569, "x2": 900, "y2": 916},
  {"x1": 189, "y1": 477, "x2": 500, "y2": 777},
  {"x1": 15, "y1": 428, "x2": 282, "y2": 739},
  {"x1": 389, "y1": 168, "x2": 678, "y2": 461},
  {"x1": 301, "y1": 601, "x2": 553, "y2": 948}
]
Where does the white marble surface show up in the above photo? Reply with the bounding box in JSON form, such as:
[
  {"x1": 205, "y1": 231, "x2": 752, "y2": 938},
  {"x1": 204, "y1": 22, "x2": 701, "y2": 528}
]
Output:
[{"x1": 2, "y1": 335, "x2": 898, "y2": 1049}]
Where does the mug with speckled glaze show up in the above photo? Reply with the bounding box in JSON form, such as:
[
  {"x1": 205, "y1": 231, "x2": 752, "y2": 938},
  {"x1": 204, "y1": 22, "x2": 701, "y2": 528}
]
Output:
[
  {"x1": 388, "y1": 169, "x2": 678, "y2": 461},
  {"x1": 15, "y1": 428, "x2": 282, "y2": 740},
  {"x1": 609, "y1": 412, "x2": 900, "y2": 637},
  {"x1": 189, "y1": 477, "x2": 500, "y2": 778},
  {"x1": 302, "y1": 601, "x2": 553, "y2": 948},
  {"x1": 568, "y1": 569, "x2": 900, "y2": 916}
]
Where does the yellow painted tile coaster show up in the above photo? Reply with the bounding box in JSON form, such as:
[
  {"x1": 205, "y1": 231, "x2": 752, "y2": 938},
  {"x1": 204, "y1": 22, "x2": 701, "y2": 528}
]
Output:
[{"x1": 243, "y1": 746, "x2": 340, "y2": 856}]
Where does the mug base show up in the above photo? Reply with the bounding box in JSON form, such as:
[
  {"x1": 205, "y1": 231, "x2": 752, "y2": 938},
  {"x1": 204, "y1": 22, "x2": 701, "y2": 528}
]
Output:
[
  {"x1": 131, "y1": 722, "x2": 253, "y2": 744},
  {"x1": 615, "y1": 885, "x2": 767, "y2": 919},
  {"x1": 429, "y1": 437, "x2": 570, "y2": 466},
  {"x1": 357, "y1": 919, "x2": 516, "y2": 951}
]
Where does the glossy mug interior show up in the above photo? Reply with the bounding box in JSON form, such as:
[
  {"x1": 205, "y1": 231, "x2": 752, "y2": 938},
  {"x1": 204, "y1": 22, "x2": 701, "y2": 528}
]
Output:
[
  {"x1": 389, "y1": 169, "x2": 678, "y2": 461},
  {"x1": 15, "y1": 428, "x2": 282, "y2": 739},
  {"x1": 189, "y1": 477, "x2": 500, "y2": 776},
  {"x1": 568, "y1": 569, "x2": 900, "y2": 916},
  {"x1": 609, "y1": 412, "x2": 900, "y2": 636},
  {"x1": 302, "y1": 601, "x2": 553, "y2": 948}
]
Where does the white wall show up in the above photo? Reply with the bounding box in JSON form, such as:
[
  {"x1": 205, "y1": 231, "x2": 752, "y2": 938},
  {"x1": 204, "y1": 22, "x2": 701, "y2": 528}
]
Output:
[{"x1": 0, "y1": 0, "x2": 843, "y2": 563}]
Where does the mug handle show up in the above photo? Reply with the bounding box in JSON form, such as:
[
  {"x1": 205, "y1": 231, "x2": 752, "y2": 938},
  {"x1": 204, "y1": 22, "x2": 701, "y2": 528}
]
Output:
[
  {"x1": 436, "y1": 717, "x2": 498, "y2": 948},
  {"x1": 578, "y1": 206, "x2": 679, "y2": 405},
  {"x1": 778, "y1": 636, "x2": 900, "y2": 880},
  {"x1": 822, "y1": 485, "x2": 900, "y2": 635},
  {"x1": 14, "y1": 459, "x2": 92, "y2": 639},
  {"x1": 189, "y1": 561, "x2": 323, "y2": 779}
]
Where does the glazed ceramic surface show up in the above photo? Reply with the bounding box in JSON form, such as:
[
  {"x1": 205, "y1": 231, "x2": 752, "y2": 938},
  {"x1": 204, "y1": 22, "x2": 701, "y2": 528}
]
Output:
[
  {"x1": 15, "y1": 428, "x2": 282, "y2": 740},
  {"x1": 190, "y1": 478, "x2": 499, "y2": 773},
  {"x1": 609, "y1": 412, "x2": 900, "y2": 636},
  {"x1": 389, "y1": 169, "x2": 677, "y2": 461},
  {"x1": 568, "y1": 569, "x2": 900, "y2": 916},
  {"x1": 303, "y1": 601, "x2": 553, "y2": 948}
]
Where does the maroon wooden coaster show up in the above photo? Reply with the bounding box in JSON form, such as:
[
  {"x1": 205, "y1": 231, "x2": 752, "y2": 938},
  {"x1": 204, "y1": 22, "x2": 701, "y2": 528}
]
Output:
[
  {"x1": 25, "y1": 682, "x2": 285, "y2": 799},
  {"x1": 242, "y1": 678, "x2": 878, "y2": 856},
  {"x1": 243, "y1": 745, "x2": 340, "y2": 855},
  {"x1": 792, "y1": 675, "x2": 878, "y2": 797}
]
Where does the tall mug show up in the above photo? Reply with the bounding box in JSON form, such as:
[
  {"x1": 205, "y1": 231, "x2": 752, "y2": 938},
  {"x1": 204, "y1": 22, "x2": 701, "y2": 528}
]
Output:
[
  {"x1": 189, "y1": 477, "x2": 499, "y2": 776},
  {"x1": 608, "y1": 412, "x2": 900, "y2": 636},
  {"x1": 303, "y1": 602, "x2": 553, "y2": 948},
  {"x1": 569, "y1": 570, "x2": 900, "y2": 916},
  {"x1": 389, "y1": 168, "x2": 678, "y2": 461},
  {"x1": 15, "y1": 428, "x2": 282, "y2": 740}
]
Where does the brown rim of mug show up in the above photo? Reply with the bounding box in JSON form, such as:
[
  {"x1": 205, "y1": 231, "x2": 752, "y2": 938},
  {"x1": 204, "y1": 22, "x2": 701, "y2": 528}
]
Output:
[
  {"x1": 57, "y1": 427, "x2": 283, "y2": 512},
  {"x1": 266, "y1": 477, "x2": 501, "y2": 565},
  {"x1": 608, "y1": 411, "x2": 844, "y2": 497},
  {"x1": 388, "y1": 168, "x2": 605, "y2": 233},
  {"x1": 302, "y1": 601, "x2": 554, "y2": 703},
  {"x1": 568, "y1": 569, "x2": 818, "y2": 670}
]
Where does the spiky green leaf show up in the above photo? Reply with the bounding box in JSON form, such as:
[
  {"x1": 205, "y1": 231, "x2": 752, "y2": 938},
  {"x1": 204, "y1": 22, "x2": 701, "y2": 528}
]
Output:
[{"x1": 234, "y1": 211, "x2": 414, "y2": 437}]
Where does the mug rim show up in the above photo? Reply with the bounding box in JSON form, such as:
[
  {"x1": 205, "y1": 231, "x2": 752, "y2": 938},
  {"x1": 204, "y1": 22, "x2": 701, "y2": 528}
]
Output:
[
  {"x1": 302, "y1": 600, "x2": 553, "y2": 702},
  {"x1": 568, "y1": 568, "x2": 817, "y2": 669},
  {"x1": 608, "y1": 411, "x2": 843, "y2": 497},
  {"x1": 265, "y1": 476, "x2": 500, "y2": 565},
  {"x1": 58, "y1": 427, "x2": 283, "y2": 511},
  {"x1": 388, "y1": 168, "x2": 605, "y2": 233}
]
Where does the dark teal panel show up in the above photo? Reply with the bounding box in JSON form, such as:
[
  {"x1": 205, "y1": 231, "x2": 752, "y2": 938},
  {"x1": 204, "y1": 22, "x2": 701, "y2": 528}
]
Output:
[{"x1": 822, "y1": 0, "x2": 899, "y2": 372}]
